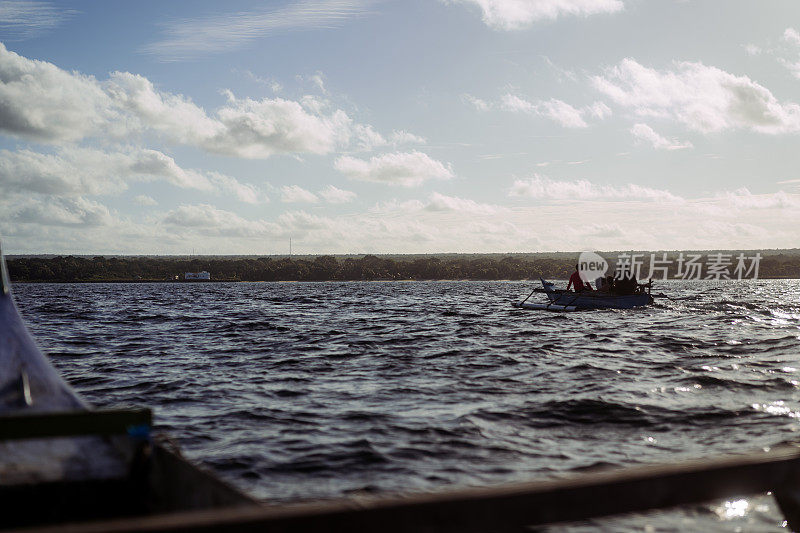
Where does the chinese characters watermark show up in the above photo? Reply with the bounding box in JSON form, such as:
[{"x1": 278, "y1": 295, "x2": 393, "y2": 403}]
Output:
[{"x1": 584, "y1": 252, "x2": 762, "y2": 281}]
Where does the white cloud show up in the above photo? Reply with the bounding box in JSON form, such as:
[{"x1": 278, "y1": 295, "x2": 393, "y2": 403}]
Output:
[
  {"x1": 335, "y1": 151, "x2": 454, "y2": 187},
  {"x1": 501, "y1": 93, "x2": 536, "y2": 113},
  {"x1": 593, "y1": 58, "x2": 800, "y2": 134},
  {"x1": 0, "y1": 146, "x2": 263, "y2": 203},
  {"x1": 0, "y1": 44, "x2": 385, "y2": 158},
  {"x1": 542, "y1": 55, "x2": 577, "y2": 82},
  {"x1": 0, "y1": 1, "x2": 74, "y2": 40},
  {"x1": 242, "y1": 70, "x2": 283, "y2": 93},
  {"x1": 351, "y1": 123, "x2": 387, "y2": 151},
  {"x1": 208, "y1": 171, "x2": 263, "y2": 204},
  {"x1": 425, "y1": 192, "x2": 501, "y2": 215},
  {"x1": 714, "y1": 188, "x2": 800, "y2": 210},
  {"x1": 586, "y1": 101, "x2": 612, "y2": 119},
  {"x1": 784, "y1": 28, "x2": 800, "y2": 46},
  {"x1": 0, "y1": 43, "x2": 115, "y2": 142},
  {"x1": 390, "y1": 130, "x2": 426, "y2": 145},
  {"x1": 318, "y1": 184, "x2": 356, "y2": 203},
  {"x1": 509, "y1": 174, "x2": 683, "y2": 202},
  {"x1": 535, "y1": 98, "x2": 588, "y2": 128},
  {"x1": 779, "y1": 58, "x2": 800, "y2": 80},
  {"x1": 308, "y1": 71, "x2": 327, "y2": 94},
  {"x1": 743, "y1": 44, "x2": 761, "y2": 57},
  {"x1": 444, "y1": 0, "x2": 624, "y2": 30},
  {"x1": 463, "y1": 93, "x2": 492, "y2": 111},
  {"x1": 162, "y1": 204, "x2": 281, "y2": 237},
  {"x1": 281, "y1": 185, "x2": 319, "y2": 203},
  {"x1": 134, "y1": 195, "x2": 158, "y2": 206},
  {"x1": 105, "y1": 71, "x2": 221, "y2": 145},
  {"x1": 12, "y1": 196, "x2": 113, "y2": 227},
  {"x1": 208, "y1": 92, "x2": 355, "y2": 158},
  {"x1": 6, "y1": 187, "x2": 800, "y2": 253},
  {"x1": 0, "y1": 147, "x2": 204, "y2": 195},
  {"x1": 501, "y1": 94, "x2": 609, "y2": 128},
  {"x1": 630, "y1": 123, "x2": 692, "y2": 151},
  {"x1": 142, "y1": 0, "x2": 372, "y2": 61}
]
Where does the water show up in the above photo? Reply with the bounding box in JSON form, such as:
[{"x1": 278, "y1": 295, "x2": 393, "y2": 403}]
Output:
[{"x1": 11, "y1": 280, "x2": 800, "y2": 531}]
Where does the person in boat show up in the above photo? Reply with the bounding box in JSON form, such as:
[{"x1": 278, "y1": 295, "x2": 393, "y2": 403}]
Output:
[
  {"x1": 567, "y1": 265, "x2": 592, "y2": 292},
  {"x1": 596, "y1": 275, "x2": 614, "y2": 293},
  {"x1": 614, "y1": 273, "x2": 637, "y2": 295}
]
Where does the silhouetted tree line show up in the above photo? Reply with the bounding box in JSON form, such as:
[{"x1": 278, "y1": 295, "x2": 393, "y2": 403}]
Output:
[
  {"x1": 7, "y1": 255, "x2": 574, "y2": 282},
  {"x1": 7, "y1": 253, "x2": 800, "y2": 282}
]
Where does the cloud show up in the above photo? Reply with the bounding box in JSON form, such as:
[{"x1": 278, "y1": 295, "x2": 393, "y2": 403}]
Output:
[
  {"x1": 463, "y1": 93, "x2": 491, "y2": 111},
  {"x1": 586, "y1": 101, "x2": 611, "y2": 119},
  {"x1": 0, "y1": 43, "x2": 115, "y2": 142},
  {"x1": 0, "y1": 146, "x2": 261, "y2": 202},
  {"x1": 207, "y1": 171, "x2": 263, "y2": 204},
  {"x1": 714, "y1": 188, "x2": 800, "y2": 210},
  {"x1": 593, "y1": 58, "x2": 800, "y2": 134},
  {"x1": 425, "y1": 192, "x2": 501, "y2": 215},
  {"x1": 6, "y1": 187, "x2": 800, "y2": 253},
  {"x1": 104, "y1": 71, "x2": 221, "y2": 144},
  {"x1": 162, "y1": 204, "x2": 281, "y2": 237},
  {"x1": 743, "y1": 44, "x2": 761, "y2": 57},
  {"x1": 134, "y1": 195, "x2": 158, "y2": 206},
  {"x1": 630, "y1": 123, "x2": 692, "y2": 150},
  {"x1": 281, "y1": 185, "x2": 319, "y2": 203},
  {"x1": 351, "y1": 123, "x2": 387, "y2": 151},
  {"x1": 109, "y1": 73, "x2": 352, "y2": 157},
  {"x1": 242, "y1": 70, "x2": 283, "y2": 93},
  {"x1": 318, "y1": 184, "x2": 356, "y2": 203},
  {"x1": 534, "y1": 98, "x2": 588, "y2": 128},
  {"x1": 142, "y1": 0, "x2": 372, "y2": 61},
  {"x1": 335, "y1": 151, "x2": 454, "y2": 187},
  {"x1": 778, "y1": 28, "x2": 800, "y2": 79},
  {"x1": 501, "y1": 94, "x2": 610, "y2": 128},
  {"x1": 509, "y1": 174, "x2": 683, "y2": 202},
  {"x1": 208, "y1": 92, "x2": 354, "y2": 158},
  {"x1": 0, "y1": 1, "x2": 75, "y2": 40},
  {"x1": 444, "y1": 0, "x2": 624, "y2": 30},
  {"x1": 390, "y1": 130, "x2": 426, "y2": 145},
  {"x1": 0, "y1": 44, "x2": 385, "y2": 159},
  {"x1": 500, "y1": 93, "x2": 536, "y2": 113},
  {"x1": 12, "y1": 196, "x2": 113, "y2": 227},
  {"x1": 784, "y1": 28, "x2": 800, "y2": 46}
]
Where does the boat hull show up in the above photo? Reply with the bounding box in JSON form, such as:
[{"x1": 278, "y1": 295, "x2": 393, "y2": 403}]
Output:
[
  {"x1": 513, "y1": 279, "x2": 654, "y2": 311},
  {"x1": 543, "y1": 290, "x2": 652, "y2": 310}
]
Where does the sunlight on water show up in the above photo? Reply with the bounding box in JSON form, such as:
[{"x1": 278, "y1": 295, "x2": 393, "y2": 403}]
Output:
[{"x1": 717, "y1": 498, "x2": 749, "y2": 519}]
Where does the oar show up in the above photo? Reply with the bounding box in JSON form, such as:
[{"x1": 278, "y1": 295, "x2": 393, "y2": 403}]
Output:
[{"x1": 518, "y1": 286, "x2": 539, "y2": 306}]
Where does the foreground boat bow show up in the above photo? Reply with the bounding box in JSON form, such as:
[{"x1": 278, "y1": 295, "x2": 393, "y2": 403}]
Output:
[{"x1": 0, "y1": 246, "x2": 255, "y2": 530}]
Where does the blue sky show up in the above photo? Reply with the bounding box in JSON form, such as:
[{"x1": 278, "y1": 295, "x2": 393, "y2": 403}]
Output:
[{"x1": 1, "y1": 0, "x2": 799, "y2": 254}]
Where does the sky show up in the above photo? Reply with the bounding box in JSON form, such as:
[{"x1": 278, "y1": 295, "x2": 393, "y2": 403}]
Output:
[{"x1": 1, "y1": 0, "x2": 800, "y2": 255}]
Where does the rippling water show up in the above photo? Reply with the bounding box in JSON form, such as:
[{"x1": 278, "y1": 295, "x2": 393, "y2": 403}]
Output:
[{"x1": 12, "y1": 280, "x2": 800, "y2": 531}]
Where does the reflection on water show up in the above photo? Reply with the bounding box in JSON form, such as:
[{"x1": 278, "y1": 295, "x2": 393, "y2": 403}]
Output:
[{"x1": 13, "y1": 279, "x2": 800, "y2": 531}]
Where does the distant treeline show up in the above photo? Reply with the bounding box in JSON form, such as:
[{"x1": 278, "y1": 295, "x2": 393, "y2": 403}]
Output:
[
  {"x1": 7, "y1": 252, "x2": 800, "y2": 282},
  {"x1": 7, "y1": 255, "x2": 571, "y2": 282}
]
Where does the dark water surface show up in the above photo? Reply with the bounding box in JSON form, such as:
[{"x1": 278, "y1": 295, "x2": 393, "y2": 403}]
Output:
[{"x1": 13, "y1": 280, "x2": 800, "y2": 531}]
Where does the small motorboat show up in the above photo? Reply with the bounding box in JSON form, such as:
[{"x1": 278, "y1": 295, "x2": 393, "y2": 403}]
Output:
[{"x1": 513, "y1": 278, "x2": 654, "y2": 311}]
